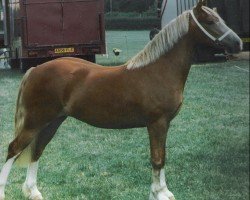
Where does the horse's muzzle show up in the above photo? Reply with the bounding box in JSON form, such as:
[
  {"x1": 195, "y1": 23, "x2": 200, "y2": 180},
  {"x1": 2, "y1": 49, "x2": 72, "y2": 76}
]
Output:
[
  {"x1": 225, "y1": 34, "x2": 243, "y2": 54},
  {"x1": 226, "y1": 40, "x2": 243, "y2": 54}
]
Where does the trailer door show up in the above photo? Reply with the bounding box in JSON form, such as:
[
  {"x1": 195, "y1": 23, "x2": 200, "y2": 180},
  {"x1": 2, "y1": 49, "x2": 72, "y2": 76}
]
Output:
[
  {"x1": 24, "y1": 0, "x2": 104, "y2": 47},
  {"x1": 24, "y1": 0, "x2": 63, "y2": 46},
  {"x1": 62, "y1": 0, "x2": 103, "y2": 45}
]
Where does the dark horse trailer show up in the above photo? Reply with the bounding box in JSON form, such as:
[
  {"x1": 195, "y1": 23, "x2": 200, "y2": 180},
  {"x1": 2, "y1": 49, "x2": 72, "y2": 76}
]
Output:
[{"x1": 0, "y1": 0, "x2": 106, "y2": 71}]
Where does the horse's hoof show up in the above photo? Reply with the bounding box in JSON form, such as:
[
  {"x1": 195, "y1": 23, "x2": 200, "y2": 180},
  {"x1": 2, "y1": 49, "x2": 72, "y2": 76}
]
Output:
[
  {"x1": 22, "y1": 183, "x2": 43, "y2": 200},
  {"x1": 30, "y1": 194, "x2": 43, "y2": 200},
  {"x1": 166, "y1": 191, "x2": 175, "y2": 200},
  {"x1": 168, "y1": 194, "x2": 175, "y2": 200},
  {"x1": 0, "y1": 185, "x2": 5, "y2": 200},
  {"x1": 158, "y1": 192, "x2": 175, "y2": 200},
  {"x1": 149, "y1": 189, "x2": 175, "y2": 200},
  {"x1": 22, "y1": 183, "x2": 30, "y2": 198}
]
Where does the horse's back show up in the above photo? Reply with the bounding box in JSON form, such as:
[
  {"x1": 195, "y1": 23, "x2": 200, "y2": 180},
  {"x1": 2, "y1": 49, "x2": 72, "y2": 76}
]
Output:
[
  {"x1": 30, "y1": 58, "x2": 144, "y2": 128},
  {"x1": 19, "y1": 58, "x2": 127, "y2": 126}
]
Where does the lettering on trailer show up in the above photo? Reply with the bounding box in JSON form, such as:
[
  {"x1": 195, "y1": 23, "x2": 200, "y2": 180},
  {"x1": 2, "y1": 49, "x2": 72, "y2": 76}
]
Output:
[{"x1": 54, "y1": 48, "x2": 75, "y2": 54}]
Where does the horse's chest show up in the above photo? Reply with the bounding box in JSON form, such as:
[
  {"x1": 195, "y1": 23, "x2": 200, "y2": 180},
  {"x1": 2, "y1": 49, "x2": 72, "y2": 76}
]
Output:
[{"x1": 144, "y1": 92, "x2": 183, "y2": 121}]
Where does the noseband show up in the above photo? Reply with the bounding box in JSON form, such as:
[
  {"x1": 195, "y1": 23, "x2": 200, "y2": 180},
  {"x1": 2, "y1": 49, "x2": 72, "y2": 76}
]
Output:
[{"x1": 190, "y1": 7, "x2": 232, "y2": 43}]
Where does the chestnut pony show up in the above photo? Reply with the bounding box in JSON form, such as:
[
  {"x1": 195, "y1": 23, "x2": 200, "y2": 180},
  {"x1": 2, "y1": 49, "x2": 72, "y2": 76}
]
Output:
[{"x1": 0, "y1": 1, "x2": 242, "y2": 200}]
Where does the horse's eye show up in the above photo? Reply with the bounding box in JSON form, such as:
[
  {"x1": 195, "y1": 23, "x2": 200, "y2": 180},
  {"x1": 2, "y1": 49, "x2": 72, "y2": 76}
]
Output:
[{"x1": 206, "y1": 20, "x2": 214, "y2": 25}]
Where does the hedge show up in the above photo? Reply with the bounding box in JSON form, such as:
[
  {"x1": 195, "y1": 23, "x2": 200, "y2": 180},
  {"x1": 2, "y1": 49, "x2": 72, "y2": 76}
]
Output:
[{"x1": 105, "y1": 17, "x2": 161, "y2": 30}]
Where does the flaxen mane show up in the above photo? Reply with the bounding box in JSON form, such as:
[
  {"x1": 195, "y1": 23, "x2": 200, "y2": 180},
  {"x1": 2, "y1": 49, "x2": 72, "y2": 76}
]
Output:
[{"x1": 127, "y1": 11, "x2": 190, "y2": 70}]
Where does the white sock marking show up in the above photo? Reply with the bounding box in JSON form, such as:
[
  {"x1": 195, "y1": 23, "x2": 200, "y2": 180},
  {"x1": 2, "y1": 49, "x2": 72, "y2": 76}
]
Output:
[
  {"x1": 150, "y1": 168, "x2": 175, "y2": 200},
  {"x1": 25, "y1": 162, "x2": 39, "y2": 187},
  {"x1": 0, "y1": 155, "x2": 18, "y2": 198},
  {"x1": 23, "y1": 161, "x2": 42, "y2": 199}
]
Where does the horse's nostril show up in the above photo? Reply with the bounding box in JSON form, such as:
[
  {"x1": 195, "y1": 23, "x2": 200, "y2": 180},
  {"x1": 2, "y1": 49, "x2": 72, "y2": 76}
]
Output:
[{"x1": 234, "y1": 40, "x2": 240, "y2": 47}]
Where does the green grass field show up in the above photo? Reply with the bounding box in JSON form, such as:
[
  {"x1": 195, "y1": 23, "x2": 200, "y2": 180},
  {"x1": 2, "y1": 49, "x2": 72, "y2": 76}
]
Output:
[{"x1": 0, "y1": 31, "x2": 249, "y2": 200}]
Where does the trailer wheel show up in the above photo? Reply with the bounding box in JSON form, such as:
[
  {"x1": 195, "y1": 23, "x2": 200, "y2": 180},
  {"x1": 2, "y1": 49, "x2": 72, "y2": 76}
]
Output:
[
  {"x1": 21, "y1": 58, "x2": 51, "y2": 72},
  {"x1": 9, "y1": 58, "x2": 20, "y2": 69},
  {"x1": 86, "y1": 55, "x2": 96, "y2": 63},
  {"x1": 20, "y1": 59, "x2": 28, "y2": 73},
  {"x1": 78, "y1": 55, "x2": 96, "y2": 63},
  {"x1": 20, "y1": 58, "x2": 38, "y2": 73}
]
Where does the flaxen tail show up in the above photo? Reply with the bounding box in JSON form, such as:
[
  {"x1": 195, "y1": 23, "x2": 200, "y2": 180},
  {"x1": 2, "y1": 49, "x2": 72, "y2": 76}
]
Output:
[{"x1": 14, "y1": 67, "x2": 35, "y2": 167}]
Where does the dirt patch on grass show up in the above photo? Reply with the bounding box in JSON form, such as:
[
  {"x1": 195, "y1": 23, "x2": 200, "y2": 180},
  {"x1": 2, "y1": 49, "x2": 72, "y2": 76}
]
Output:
[{"x1": 230, "y1": 51, "x2": 250, "y2": 60}]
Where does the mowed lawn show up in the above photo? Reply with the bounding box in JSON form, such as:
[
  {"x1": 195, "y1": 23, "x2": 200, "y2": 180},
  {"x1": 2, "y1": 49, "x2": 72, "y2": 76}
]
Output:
[{"x1": 0, "y1": 31, "x2": 249, "y2": 200}]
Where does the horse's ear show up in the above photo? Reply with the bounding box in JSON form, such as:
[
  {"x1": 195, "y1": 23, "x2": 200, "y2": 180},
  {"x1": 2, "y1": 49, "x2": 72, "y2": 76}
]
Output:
[
  {"x1": 202, "y1": 0, "x2": 207, "y2": 6},
  {"x1": 195, "y1": 0, "x2": 203, "y2": 12}
]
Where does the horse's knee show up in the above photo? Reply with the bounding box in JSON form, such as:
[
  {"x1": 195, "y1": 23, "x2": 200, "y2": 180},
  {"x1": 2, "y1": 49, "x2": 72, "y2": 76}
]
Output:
[
  {"x1": 151, "y1": 158, "x2": 165, "y2": 170},
  {"x1": 151, "y1": 150, "x2": 166, "y2": 170}
]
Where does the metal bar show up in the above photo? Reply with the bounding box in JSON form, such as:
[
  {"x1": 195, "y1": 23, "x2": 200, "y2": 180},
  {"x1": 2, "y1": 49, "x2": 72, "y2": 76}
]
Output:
[
  {"x1": 157, "y1": 0, "x2": 162, "y2": 18},
  {"x1": 98, "y1": 13, "x2": 103, "y2": 42},
  {"x1": 2, "y1": 0, "x2": 9, "y2": 46},
  {"x1": 162, "y1": 0, "x2": 168, "y2": 17},
  {"x1": 23, "y1": 0, "x2": 98, "y2": 5},
  {"x1": 180, "y1": 0, "x2": 182, "y2": 13},
  {"x1": 24, "y1": 43, "x2": 103, "y2": 49},
  {"x1": 176, "y1": 0, "x2": 179, "y2": 15}
]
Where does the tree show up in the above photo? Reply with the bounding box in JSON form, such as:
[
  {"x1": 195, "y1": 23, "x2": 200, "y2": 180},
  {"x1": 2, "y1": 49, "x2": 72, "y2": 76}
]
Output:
[{"x1": 105, "y1": 0, "x2": 156, "y2": 13}]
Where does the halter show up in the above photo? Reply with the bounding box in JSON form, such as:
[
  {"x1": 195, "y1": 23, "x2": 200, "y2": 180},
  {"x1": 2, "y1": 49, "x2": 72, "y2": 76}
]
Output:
[{"x1": 190, "y1": 7, "x2": 232, "y2": 43}]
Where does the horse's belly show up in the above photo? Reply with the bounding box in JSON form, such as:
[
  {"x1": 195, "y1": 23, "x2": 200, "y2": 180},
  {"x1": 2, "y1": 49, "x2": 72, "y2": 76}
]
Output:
[
  {"x1": 69, "y1": 104, "x2": 147, "y2": 129},
  {"x1": 73, "y1": 113, "x2": 146, "y2": 129},
  {"x1": 83, "y1": 119, "x2": 145, "y2": 129}
]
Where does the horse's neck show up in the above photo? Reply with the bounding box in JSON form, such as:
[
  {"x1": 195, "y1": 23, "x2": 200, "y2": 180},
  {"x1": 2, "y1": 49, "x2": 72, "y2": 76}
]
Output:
[{"x1": 147, "y1": 34, "x2": 195, "y2": 91}]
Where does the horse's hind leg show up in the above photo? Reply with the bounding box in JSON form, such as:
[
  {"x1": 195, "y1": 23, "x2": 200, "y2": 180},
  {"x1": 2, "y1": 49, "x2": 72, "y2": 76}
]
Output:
[
  {"x1": 0, "y1": 128, "x2": 37, "y2": 200},
  {"x1": 0, "y1": 154, "x2": 19, "y2": 200},
  {"x1": 22, "y1": 116, "x2": 66, "y2": 200}
]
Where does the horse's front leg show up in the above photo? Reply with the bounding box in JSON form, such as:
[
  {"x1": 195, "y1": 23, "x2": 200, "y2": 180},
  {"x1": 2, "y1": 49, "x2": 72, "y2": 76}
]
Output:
[{"x1": 147, "y1": 118, "x2": 175, "y2": 200}]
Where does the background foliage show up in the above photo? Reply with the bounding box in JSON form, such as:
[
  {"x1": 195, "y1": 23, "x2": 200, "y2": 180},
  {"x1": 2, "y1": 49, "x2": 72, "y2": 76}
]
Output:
[
  {"x1": 105, "y1": 0, "x2": 159, "y2": 13},
  {"x1": 105, "y1": 17, "x2": 160, "y2": 30},
  {"x1": 104, "y1": 0, "x2": 161, "y2": 30}
]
